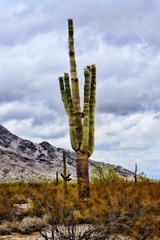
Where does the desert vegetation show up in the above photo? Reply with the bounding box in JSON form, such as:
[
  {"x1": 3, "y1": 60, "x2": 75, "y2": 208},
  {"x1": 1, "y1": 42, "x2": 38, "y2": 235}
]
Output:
[{"x1": 0, "y1": 175, "x2": 159, "y2": 239}]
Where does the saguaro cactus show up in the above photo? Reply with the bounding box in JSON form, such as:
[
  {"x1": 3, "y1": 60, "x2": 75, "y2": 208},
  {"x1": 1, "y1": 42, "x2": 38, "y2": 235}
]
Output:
[
  {"x1": 56, "y1": 172, "x2": 59, "y2": 186},
  {"x1": 61, "y1": 150, "x2": 72, "y2": 194},
  {"x1": 59, "y1": 19, "x2": 96, "y2": 198},
  {"x1": 134, "y1": 162, "x2": 138, "y2": 183}
]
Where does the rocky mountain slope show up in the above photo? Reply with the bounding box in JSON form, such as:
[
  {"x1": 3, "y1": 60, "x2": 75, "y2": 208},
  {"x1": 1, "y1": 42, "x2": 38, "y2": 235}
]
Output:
[{"x1": 0, "y1": 124, "x2": 134, "y2": 181}]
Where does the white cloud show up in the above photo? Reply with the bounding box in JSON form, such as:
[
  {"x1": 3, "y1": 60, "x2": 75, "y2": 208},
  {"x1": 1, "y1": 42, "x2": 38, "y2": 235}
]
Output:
[
  {"x1": 92, "y1": 111, "x2": 160, "y2": 178},
  {"x1": 4, "y1": 117, "x2": 69, "y2": 147}
]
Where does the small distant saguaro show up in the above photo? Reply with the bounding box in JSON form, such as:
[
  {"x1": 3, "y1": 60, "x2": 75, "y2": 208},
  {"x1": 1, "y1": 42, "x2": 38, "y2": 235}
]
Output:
[
  {"x1": 61, "y1": 150, "x2": 72, "y2": 194},
  {"x1": 134, "y1": 162, "x2": 138, "y2": 183},
  {"x1": 59, "y1": 19, "x2": 96, "y2": 198}
]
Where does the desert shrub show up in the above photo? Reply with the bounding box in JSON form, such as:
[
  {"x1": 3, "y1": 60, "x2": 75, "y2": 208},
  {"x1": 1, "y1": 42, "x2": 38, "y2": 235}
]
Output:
[
  {"x1": 0, "y1": 191, "x2": 14, "y2": 221},
  {"x1": 90, "y1": 181, "x2": 160, "y2": 239},
  {"x1": 105, "y1": 165, "x2": 120, "y2": 183},
  {"x1": 91, "y1": 164, "x2": 106, "y2": 183},
  {"x1": 91, "y1": 164, "x2": 120, "y2": 184},
  {"x1": 0, "y1": 180, "x2": 160, "y2": 239},
  {"x1": 137, "y1": 171, "x2": 150, "y2": 182}
]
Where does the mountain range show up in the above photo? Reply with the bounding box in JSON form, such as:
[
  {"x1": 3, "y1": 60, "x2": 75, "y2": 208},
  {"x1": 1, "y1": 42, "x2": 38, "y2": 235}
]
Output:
[{"x1": 0, "y1": 124, "x2": 134, "y2": 181}]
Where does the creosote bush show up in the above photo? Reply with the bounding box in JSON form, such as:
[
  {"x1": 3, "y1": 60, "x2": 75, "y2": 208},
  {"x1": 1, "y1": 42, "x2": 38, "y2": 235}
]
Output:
[
  {"x1": 0, "y1": 181, "x2": 159, "y2": 239},
  {"x1": 91, "y1": 164, "x2": 120, "y2": 184}
]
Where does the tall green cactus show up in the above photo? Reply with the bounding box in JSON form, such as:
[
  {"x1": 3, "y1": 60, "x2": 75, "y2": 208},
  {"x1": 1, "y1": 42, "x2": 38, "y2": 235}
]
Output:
[{"x1": 59, "y1": 19, "x2": 96, "y2": 198}]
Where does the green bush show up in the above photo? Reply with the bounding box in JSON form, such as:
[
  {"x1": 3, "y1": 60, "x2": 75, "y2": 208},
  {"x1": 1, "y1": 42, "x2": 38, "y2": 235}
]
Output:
[{"x1": 91, "y1": 164, "x2": 120, "y2": 183}]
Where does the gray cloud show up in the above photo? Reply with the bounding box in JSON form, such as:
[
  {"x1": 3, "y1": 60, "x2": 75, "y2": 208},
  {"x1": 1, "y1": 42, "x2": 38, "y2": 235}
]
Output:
[
  {"x1": 0, "y1": 101, "x2": 58, "y2": 125},
  {"x1": 0, "y1": 0, "x2": 160, "y2": 115},
  {"x1": 0, "y1": 0, "x2": 160, "y2": 47},
  {"x1": 94, "y1": 41, "x2": 160, "y2": 114}
]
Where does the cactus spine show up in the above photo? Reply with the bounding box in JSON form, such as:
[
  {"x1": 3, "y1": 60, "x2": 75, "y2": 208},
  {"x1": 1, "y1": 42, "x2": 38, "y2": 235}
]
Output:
[
  {"x1": 59, "y1": 19, "x2": 96, "y2": 198},
  {"x1": 61, "y1": 150, "x2": 72, "y2": 194}
]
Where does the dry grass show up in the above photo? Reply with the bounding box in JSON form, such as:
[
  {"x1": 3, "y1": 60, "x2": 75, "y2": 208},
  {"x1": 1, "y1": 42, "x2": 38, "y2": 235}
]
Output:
[{"x1": 0, "y1": 180, "x2": 159, "y2": 239}]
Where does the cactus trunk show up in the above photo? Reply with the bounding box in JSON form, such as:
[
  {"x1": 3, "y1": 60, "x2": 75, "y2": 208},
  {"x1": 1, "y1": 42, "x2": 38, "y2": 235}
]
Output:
[
  {"x1": 59, "y1": 19, "x2": 96, "y2": 198},
  {"x1": 76, "y1": 153, "x2": 90, "y2": 198}
]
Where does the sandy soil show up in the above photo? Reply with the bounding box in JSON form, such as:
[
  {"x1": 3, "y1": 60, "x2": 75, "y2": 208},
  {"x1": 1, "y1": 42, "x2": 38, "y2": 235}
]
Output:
[{"x1": 0, "y1": 233, "x2": 134, "y2": 240}]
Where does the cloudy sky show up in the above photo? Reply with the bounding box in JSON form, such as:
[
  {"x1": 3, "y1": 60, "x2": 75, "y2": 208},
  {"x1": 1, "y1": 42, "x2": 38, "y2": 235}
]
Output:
[{"x1": 0, "y1": 0, "x2": 160, "y2": 179}]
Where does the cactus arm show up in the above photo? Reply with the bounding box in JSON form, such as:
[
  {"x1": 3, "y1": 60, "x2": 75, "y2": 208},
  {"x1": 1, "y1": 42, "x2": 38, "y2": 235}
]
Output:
[
  {"x1": 68, "y1": 19, "x2": 82, "y2": 143},
  {"x1": 58, "y1": 77, "x2": 69, "y2": 116},
  {"x1": 80, "y1": 68, "x2": 90, "y2": 153},
  {"x1": 59, "y1": 74, "x2": 79, "y2": 151},
  {"x1": 64, "y1": 73, "x2": 72, "y2": 108},
  {"x1": 88, "y1": 65, "x2": 96, "y2": 156},
  {"x1": 61, "y1": 173, "x2": 72, "y2": 182},
  {"x1": 64, "y1": 74, "x2": 79, "y2": 150},
  {"x1": 68, "y1": 117, "x2": 79, "y2": 151}
]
